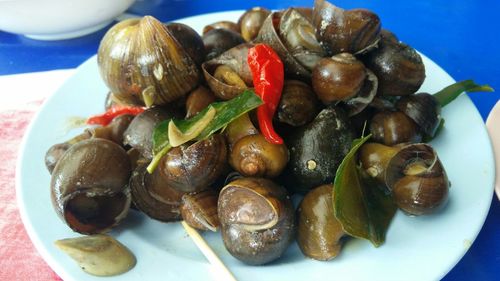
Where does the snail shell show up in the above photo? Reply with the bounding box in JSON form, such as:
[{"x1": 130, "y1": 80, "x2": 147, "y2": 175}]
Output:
[
  {"x1": 312, "y1": 0, "x2": 381, "y2": 55},
  {"x1": 98, "y1": 16, "x2": 200, "y2": 106},
  {"x1": 129, "y1": 163, "x2": 185, "y2": 222},
  {"x1": 180, "y1": 190, "x2": 220, "y2": 232},
  {"x1": 218, "y1": 177, "x2": 295, "y2": 265},
  {"x1": 202, "y1": 43, "x2": 254, "y2": 100},
  {"x1": 385, "y1": 143, "x2": 449, "y2": 215},
  {"x1": 159, "y1": 134, "x2": 228, "y2": 193},
  {"x1": 50, "y1": 139, "x2": 131, "y2": 234}
]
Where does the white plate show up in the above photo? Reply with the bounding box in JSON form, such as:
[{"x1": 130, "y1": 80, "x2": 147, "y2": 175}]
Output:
[{"x1": 16, "y1": 11, "x2": 495, "y2": 281}]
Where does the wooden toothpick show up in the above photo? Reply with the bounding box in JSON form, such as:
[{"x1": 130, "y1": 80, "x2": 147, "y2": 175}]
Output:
[{"x1": 181, "y1": 221, "x2": 237, "y2": 281}]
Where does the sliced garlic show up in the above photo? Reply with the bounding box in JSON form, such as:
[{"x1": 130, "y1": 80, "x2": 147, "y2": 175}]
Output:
[{"x1": 55, "y1": 234, "x2": 136, "y2": 276}]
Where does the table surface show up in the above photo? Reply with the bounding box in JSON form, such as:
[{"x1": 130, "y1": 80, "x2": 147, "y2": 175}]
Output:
[{"x1": 1, "y1": 0, "x2": 499, "y2": 280}]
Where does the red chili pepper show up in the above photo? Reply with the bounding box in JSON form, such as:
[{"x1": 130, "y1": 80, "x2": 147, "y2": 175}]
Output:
[
  {"x1": 86, "y1": 105, "x2": 146, "y2": 126},
  {"x1": 247, "y1": 43, "x2": 284, "y2": 144}
]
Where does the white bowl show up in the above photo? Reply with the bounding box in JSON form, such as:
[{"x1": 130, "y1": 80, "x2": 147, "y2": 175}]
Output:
[{"x1": 0, "y1": 0, "x2": 135, "y2": 40}]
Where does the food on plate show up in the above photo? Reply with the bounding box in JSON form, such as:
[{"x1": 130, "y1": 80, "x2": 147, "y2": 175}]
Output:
[
  {"x1": 385, "y1": 143, "x2": 449, "y2": 215},
  {"x1": 218, "y1": 177, "x2": 295, "y2": 265},
  {"x1": 46, "y1": 0, "x2": 493, "y2": 271},
  {"x1": 55, "y1": 234, "x2": 136, "y2": 276},
  {"x1": 297, "y1": 184, "x2": 344, "y2": 260},
  {"x1": 180, "y1": 189, "x2": 220, "y2": 231},
  {"x1": 50, "y1": 138, "x2": 131, "y2": 234}
]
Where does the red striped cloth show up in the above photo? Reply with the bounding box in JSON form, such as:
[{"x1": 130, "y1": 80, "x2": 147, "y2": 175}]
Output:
[{"x1": 0, "y1": 102, "x2": 61, "y2": 281}]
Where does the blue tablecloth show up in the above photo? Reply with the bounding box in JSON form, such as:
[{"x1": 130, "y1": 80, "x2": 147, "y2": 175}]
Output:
[{"x1": 1, "y1": 1, "x2": 498, "y2": 280}]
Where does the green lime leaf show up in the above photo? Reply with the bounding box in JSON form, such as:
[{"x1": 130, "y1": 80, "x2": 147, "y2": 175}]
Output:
[
  {"x1": 434, "y1": 79, "x2": 493, "y2": 107},
  {"x1": 147, "y1": 90, "x2": 262, "y2": 173},
  {"x1": 333, "y1": 134, "x2": 397, "y2": 247},
  {"x1": 152, "y1": 119, "x2": 170, "y2": 156},
  {"x1": 196, "y1": 90, "x2": 263, "y2": 140}
]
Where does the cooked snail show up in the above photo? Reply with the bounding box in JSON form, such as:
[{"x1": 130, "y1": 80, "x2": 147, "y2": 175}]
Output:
[
  {"x1": 229, "y1": 134, "x2": 289, "y2": 178},
  {"x1": 312, "y1": 53, "x2": 366, "y2": 103},
  {"x1": 218, "y1": 177, "x2": 295, "y2": 265},
  {"x1": 98, "y1": 16, "x2": 200, "y2": 107},
  {"x1": 202, "y1": 28, "x2": 245, "y2": 61},
  {"x1": 129, "y1": 163, "x2": 184, "y2": 222},
  {"x1": 180, "y1": 190, "x2": 219, "y2": 231},
  {"x1": 370, "y1": 111, "x2": 422, "y2": 145},
  {"x1": 165, "y1": 22, "x2": 206, "y2": 67},
  {"x1": 158, "y1": 134, "x2": 228, "y2": 193},
  {"x1": 362, "y1": 32, "x2": 425, "y2": 96},
  {"x1": 185, "y1": 86, "x2": 217, "y2": 118},
  {"x1": 50, "y1": 139, "x2": 131, "y2": 234},
  {"x1": 297, "y1": 184, "x2": 345, "y2": 260},
  {"x1": 238, "y1": 7, "x2": 271, "y2": 41},
  {"x1": 255, "y1": 11, "x2": 312, "y2": 80},
  {"x1": 203, "y1": 21, "x2": 240, "y2": 35},
  {"x1": 312, "y1": 0, "x2": 381, "y2": 55},
  {"x1": 396, "y1": 93, "x2": 441, "y2": 137},
  {"x1": 202, "y1": 43, "x2": 254, "y2": 100},
  {"x1": 277, "y1": 80, "x2": 320, "y2": 126},
  {"x1": 279, "y1": 8, "x2": 325, "y2": 70},
  {"x1": 123, "y1": 107, "x2": 178, "y2": 160},
  {"x1": 385, "y1": 143, "x2": 449, "y2": 215}
]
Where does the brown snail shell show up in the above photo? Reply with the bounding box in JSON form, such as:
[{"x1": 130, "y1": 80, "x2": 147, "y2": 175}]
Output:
[
  {"x1": 385, "y1": 143, "x2": 449, "y2": 215},
  {"x1": 98, "y1": 16, "x2": 200, "y2": 106},
  {"x1": 50, "y1": 139, "x2": 131, "y2": 234},
  {"x1": 185, "y1": 86, "x2": 217, "y2": 118},
  {"x1": 218, "y1": 177, "x2": 295, "y2": 265},
  {"x1": 180, "y1": 190, "x2": 220, "y2": 232},
  {"x1": 312, "y1": 53, "x2": 367, "y2": 103},
  {"x1": 229, "y1": 134, "x2": 289, "y2": 178},
  {"x1": 254, "y1": 11, "x2": 312, "y2": 81},
  {"x1": 45, "y1": 114, "x2": 134, "y2": 174},
  {"x1": 342, "y1": 68, "x2": 378, "y2": 116},
  {"x1": 45, "y1": 131, "x2": 92, "y2": 174},
  {"x1": 202, "y1": 28, "x2": 245, "y2": 61},
  {"x1": 159, "y1": 134, "x2": 228, "y2": 193},
  {"x1": 129, "y1": 162, "x2": 185, "y2": 222},
  {"x1": 203, "y1": 21, "x2": 240, "y2": 35},
  {"x1": 370, "y1": 111, "x2": 422, "y2": 145},
  {"x1": 312, "y1": 0, "x2": 381, "y2": 55},
  {"x1": 277, "y1": 80, "x2": 320, "y2": 126},
  {"x1": 123, "y1": 107, "x2": 178, "y2": 160},
  {"x1": 202, "y1": 43, "x2": 254, "y2": 100},
  {"x1": 359, "y1": 142, "x2": 402, "y2": 185},
  {"x1": 297, "y1": 184, "x2": 345, "y2": 260},
  {"x1": 165, "y1": 22, "x2": 206, "y2": 67},
  {"x1": 238, "y1": 7, "x2": 271, "y2": 41},
  {"x1": 396, "y1": 93, "x2": 441, "y2": 137},
  {"x1": 362, "y1": 34, "x2": 425, "y2": 96},
  {"x1": 278, "y1": 8, "x2": 325, "y2": 71}
]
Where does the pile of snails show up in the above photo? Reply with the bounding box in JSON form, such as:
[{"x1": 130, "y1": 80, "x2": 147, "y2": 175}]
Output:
[{"x1": 46, "y1": 0, "x2": 452, "y2": 270}]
